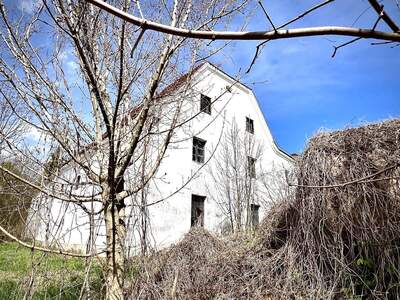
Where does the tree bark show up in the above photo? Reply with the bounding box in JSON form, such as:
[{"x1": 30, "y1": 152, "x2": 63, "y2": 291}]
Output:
[{"x1": 104, "y1": 178, "x2": 126, "y2": 300}]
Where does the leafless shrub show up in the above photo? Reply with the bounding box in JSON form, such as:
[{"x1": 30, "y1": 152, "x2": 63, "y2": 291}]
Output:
[{"x1": 127, "y1": 118, "x2": 400, "y2": 299}]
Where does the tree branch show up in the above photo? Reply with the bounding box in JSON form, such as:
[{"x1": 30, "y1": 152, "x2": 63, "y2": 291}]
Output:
[
  {"x1": 288, "y1": 163, "x2": 398, "y2": 188},
  {"x1": 0, "y1": 164, "x2": 100, "y2": 203},
  {"x1": 0, "y1": 225, "x2": 105, "y2": 257},
  {"x1": 368, "y1": 0, "x2": 399, "y2": 32},
  {"x1": 86, "y1": 0, "x2": 400, "y2": 42},
  {"x1": 258, "y1": 1, "x2": 277, "y2": 32}
]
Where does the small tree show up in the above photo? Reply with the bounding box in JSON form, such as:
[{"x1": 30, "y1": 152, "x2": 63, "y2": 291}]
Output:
[
  {"x1": 208, "y1": 119, "x2": 263, "y2": 233},
  {"x1": 0, "y1": 0, "x2": 249, "y2": 298},
  {"x1": 208, "y1": 117, "x2": 294, "y2": 234}
]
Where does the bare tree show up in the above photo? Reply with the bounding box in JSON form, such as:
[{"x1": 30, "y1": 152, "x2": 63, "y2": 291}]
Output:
[
  {"x1": 0, "y1": 86, "x2": 26, "y2": 153},
  {"x1": 88, "y1": 0, "x2": 400, "y2": 67},
  {"x1": 0, "y1": 0, "x2": 249, "y2": 298},
  {"x1": 207, "y1": 119, "x2": 264, "y2": 233},
  {"x1": 208, "y1": 117, "x2": 295, "y2": 235},
  {"x1": 0, "y1": 0, "x2": 397, "y2": 298}
]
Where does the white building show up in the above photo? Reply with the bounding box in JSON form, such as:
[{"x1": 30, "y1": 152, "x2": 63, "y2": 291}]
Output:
[{"x1": 28, "y1": 62, "x2": 293, "y2": 253}]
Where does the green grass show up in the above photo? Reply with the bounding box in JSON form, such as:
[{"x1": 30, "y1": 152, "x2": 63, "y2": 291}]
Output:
[{"x1": 0, "y1": 242, "x2": 104, "y2": 300}]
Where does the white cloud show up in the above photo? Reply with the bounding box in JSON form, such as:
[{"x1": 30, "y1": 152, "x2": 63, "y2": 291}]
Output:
[
  {"x1": 17, "y1": 0, "x2": 40, "y2": 15},
  {"x1": 24, "y1": 125, "x2": 44, "y2": 142},
  {"x1": 67, "y1": 60, "x2": 79, "y2": 72},
  {"x1": 58, "y1": 49, "x2": 80, "y2": 78}
]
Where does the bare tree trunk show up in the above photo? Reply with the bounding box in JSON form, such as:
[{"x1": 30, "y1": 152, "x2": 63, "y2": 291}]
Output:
[
  {"x1": 140, "y1": 140, "x2": 149, "y2": 255},
  {"x1": 140, "y1": 192, "x2": 148, "y2": 255},
  {"x1": 0, "y1": 1, "x2": 256, "y2": 298},
  {"x1": 227, "y1": 192, "x2": 234, "y2": 232},
  {"x1": 104, "y1": 179, "x2": 126, "y2": 300}
]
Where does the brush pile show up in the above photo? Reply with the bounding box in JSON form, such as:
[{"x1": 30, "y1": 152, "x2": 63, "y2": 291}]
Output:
[{"x1": 127, "y1": 119, "x2": 400, "y2": 299}]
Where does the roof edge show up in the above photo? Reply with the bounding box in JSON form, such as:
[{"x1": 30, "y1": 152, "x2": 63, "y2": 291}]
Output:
[{"x1": 200, "y1": 62, "x2": 253, "y2": 93}]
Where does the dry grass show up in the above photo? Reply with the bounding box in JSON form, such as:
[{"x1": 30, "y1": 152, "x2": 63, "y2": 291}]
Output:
[{"x1": 127, "y1": 119, "x2": 400, "y2": 299}]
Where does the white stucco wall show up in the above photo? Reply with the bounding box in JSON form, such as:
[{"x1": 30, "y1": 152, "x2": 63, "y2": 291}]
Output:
[
  {"x1": 124, "y1": 63, "x2": 293, "y2": 251},
  {"x1": 28, "y1": 63, "x2": 293, "y2": 253}
]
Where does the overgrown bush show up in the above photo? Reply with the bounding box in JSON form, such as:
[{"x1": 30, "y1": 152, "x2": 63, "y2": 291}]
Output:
[{"x1": 126, "y1": 119, "x2": 400, "y2": 299}]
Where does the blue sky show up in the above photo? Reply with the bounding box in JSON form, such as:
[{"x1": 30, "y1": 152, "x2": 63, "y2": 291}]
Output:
[
  {"x1": 213, "y1": 0, "x2": 400, "y2": 154},
  {"x1": 13, "y1": 0, "x2": 400, "y2": 154}
]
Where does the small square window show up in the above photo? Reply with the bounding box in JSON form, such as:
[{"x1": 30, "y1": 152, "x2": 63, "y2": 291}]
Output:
[
  {"x1": 191, "y1": 194, "x2": 205, "y2": 227},
  {"x1": 200, "y1": 94, "x2": 211, "y2": 114},
  {"x1": 246, "y1": 117, "x2": 254, "y2": 134},
  {"x1": 152, "y1": 117, "x2": 160, "y2": 126},
  {"x1": 247, "y1": 156, "x2": 256, "y2": 178},
  {"x1": 193, "y1": 137, "x2": 206, "y2": 163},
  {"x1": 250, "y1": 204, "x2": 260, "y2": 227}
]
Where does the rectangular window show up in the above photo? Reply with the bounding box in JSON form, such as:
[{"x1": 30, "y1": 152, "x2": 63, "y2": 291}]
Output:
[
  {"x1": 192, "y1": 137, "x2": 206, "y2": 163},
  {"x1": 248, "y1": 156, "x2": 256, "y2": 178},
  {"x1": 200, "y1": 94, "x2": 211, "y2": 114},
  {"x1": 250, "y1": 204, "x2": 260, "y2": 227},
  {"x1": 74, "y1": 175, "x2": 81, "y2": 190},
  {"x1": 191, "y1": 195, "x2": 205, "y2": 227},
  {"x1": 246, "y1": 117, "x2": 254, "y2": 134}
]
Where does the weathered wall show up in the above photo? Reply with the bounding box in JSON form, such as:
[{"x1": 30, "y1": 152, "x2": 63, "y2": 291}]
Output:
[
  {"x1": 27, "y1": 63, "x2": 293, "y2": 253},
  {"x1": 126, "y1": 64, "x2": 293, "y2": 251}
]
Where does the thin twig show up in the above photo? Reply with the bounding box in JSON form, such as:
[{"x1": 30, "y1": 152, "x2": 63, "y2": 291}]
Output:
[
  {"x1": 332, "y1": 14, "x2": 382, "y2": 57},
  {"x1": 258, "y1": 1, "x2": 277, "y2": 32},
  {"x1": 246, "y1": 40, "x2": 269, "y2": 73},
  {"x1": 368, "y1": 0, "x2": 400, "y2": 32},
  {"x1": 0, "y1": 225, "x2": 105, "y2": 257},
  {"x1": 289, "y1": 164, "x2": 398, "y2": 189},
  {"x1": 130, "y1": 28, "x2": 146, "y2": 58},
  {"x1": 247, "y1": 0, "x2": 334, "y2": 73}
]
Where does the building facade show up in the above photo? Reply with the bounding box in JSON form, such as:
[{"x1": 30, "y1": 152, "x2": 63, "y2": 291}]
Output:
[{"x1": 28, "y1": 63, "x2": 293, "y2": 253}]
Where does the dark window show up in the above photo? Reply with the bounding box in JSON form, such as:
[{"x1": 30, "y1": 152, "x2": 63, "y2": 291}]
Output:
[
  {"x1": 74, "y1": 175, "x2": 81, "y2": 190},
  {"x1": 250, "y1": 204, "x2": 260, "y2": 227},
  {"x1": 192, "y1": 137, "x2": 206, "y2": 163},
  {"x1": 200, "y1": 94, "x2": 211, "y2": 114},
  {"x1": 248, "y1": 156, "x2": 256, "y2": 178},
  {"x1": 191, "y1": 195, "x2": 205, "y2": 227},
  {"x1": 152, "y1": 117, "x2": 160, "y2": 126},
  {"x1": 246, "y1": 117, "x2": 254, "y2": 134}
]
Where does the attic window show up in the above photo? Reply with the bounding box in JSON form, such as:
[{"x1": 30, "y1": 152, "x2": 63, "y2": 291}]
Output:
[
  {"x1": 191, "y1": 195, "x2": 205, "y2": 227},
  {"x1": 192, "y1": 137, "x2": 206, "y2": 163},
  {"x1": 200, "y1": 94, "x2": 211, "y2": 114},
  {"x1": 247, "y1": 156, "x2": 256, "y2": 179},
  {"x1": 152, "y1": 117, "x2": 160, "y2": 128},
  {"x1": 246, "y1": 117, "x2": 254, "y2": 134}
]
